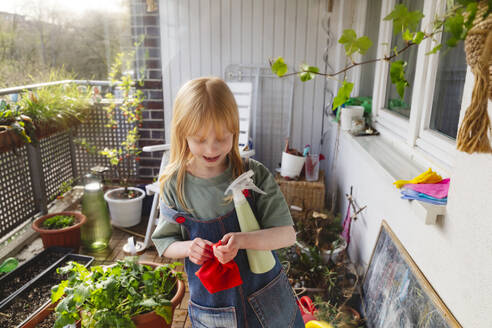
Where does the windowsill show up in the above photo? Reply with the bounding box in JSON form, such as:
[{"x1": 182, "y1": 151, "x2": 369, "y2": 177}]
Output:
[{"x1": 328, "y1": 119, "x2": 447, "y2": 225}]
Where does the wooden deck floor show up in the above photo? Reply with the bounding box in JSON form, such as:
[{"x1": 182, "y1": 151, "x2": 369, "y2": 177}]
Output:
[{"x1": 78, "y1": 228, "x2": 192, "y2": 328}]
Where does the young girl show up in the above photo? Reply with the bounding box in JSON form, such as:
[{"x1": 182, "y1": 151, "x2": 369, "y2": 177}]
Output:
[{"x1": 152, "y1": 77, "x2": 304, "y2": 328}]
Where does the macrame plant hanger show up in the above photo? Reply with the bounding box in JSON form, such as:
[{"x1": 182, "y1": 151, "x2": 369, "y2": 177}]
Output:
[{"x1": 456, "y1": 1, "x2": 492, "y2": 154}]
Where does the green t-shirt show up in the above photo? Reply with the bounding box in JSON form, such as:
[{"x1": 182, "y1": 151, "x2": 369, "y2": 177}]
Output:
[{"x1": 151, "y1": 158, "x2": 293, "y2": 256}]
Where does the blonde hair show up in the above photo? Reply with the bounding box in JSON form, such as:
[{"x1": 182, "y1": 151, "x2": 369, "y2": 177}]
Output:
[{"x1": 159, "y1": 77, "x2": 244, "y2": 211}]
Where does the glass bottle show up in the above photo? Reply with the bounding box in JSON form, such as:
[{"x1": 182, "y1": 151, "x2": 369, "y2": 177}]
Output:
[{"x1": 81, "y1": 173, "x2": 112, "y2": 251}]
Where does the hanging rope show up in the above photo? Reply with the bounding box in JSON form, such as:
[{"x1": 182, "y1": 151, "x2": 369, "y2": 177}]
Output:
[{"x1": 456, "y1": 2, "x2": 492, "y2": 153}]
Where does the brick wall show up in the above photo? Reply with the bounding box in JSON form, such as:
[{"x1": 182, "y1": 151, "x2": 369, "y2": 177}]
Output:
[{"x1": 131, "y1": 0, "x2": 164, "y2": 181}]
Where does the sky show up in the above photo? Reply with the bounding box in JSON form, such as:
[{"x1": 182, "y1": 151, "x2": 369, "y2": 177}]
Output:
[{"x1": 0, "y1": 0, "x2": 127, "y2": 18}]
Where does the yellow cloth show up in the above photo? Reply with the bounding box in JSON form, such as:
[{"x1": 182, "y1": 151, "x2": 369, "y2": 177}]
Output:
[{"x1": 393, "y1": 168, "x2": 442, "y2": 189}]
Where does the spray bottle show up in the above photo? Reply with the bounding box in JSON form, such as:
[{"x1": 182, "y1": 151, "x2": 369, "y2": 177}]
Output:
[{"x1": 225, "y1": 170, "x2": 276, "y2": 274}]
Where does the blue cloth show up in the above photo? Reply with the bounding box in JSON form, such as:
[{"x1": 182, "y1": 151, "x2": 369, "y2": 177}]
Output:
[
  {"x1": 159, "y1": 197, "x2": 304, "y2": 328},
  {"x1": 400, "y1": 188, "x2": 447, "y2": 205}
]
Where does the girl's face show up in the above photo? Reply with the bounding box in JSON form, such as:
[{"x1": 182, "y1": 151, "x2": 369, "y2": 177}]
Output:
[{"x1": 186, "y1": 124, "x2": 234, "y2": 174}]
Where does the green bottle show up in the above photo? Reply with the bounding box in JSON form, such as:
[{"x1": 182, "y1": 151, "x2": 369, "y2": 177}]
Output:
[
  {"x1": 225, "y1": 170, "x2": 276, "y2": 274},
  {"x1": 81, "y1": 173, "x2": 112, "y2": 251}
]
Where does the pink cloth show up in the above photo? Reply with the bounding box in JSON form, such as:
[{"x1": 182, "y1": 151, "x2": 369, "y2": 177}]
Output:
[{"x1": 403, "y1": 178, "x2": 450, "y2": 199}]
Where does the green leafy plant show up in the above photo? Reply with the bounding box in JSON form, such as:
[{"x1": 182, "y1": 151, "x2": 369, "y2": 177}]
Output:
[
  {"x1": 42, "y1": 215, "x2": 76, "y2": 230},
  {"x1": 51, "y1": 257, "x2": 183, "y2": 328},
  {"x1": 271, "y1": 1, "x2": 490, "y2": 110},
  {"x1": 16, "y1": 78, "x2": 94, "y2": 132},
  {"x1": 0, "y1": 100, "x2": 35, "y2": 143},
  {"x1": 76, "y1": 50, "x2": 144, "y2": 198}
]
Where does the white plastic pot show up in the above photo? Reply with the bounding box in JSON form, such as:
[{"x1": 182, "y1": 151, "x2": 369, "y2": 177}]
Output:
[
  {"x1": 280, "y1": 151, "x2": 305, "y2": 178},
  {"x1": 104, "y1": 187, "x2": 145, "y2": 228},
  {"x1": 321, "y1": 238, "x2": 347, "y2": 264}
]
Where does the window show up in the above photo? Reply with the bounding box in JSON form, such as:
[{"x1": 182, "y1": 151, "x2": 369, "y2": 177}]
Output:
[
  {"x1": 359, "y1": 0, "x2": 382, "y2": 98},
  {"x1": 368, "y1": 0, "x2": 469, "y2": 167},
  {"x1": 383, "y1": 0, "x2": 423, "y2": 119},
  {"x1": 429, "y1": 33, "x2": 467, "y2": 139}
]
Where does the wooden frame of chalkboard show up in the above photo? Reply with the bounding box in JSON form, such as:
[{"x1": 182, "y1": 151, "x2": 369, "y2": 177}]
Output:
[{"x1": 362, "y1": 220, "x2": 461, "y2": 328}]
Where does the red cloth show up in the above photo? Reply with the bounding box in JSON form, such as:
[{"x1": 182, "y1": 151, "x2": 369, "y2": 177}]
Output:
[{"x1": 195, "y1": 241, "x2": 243, "y2": 294}]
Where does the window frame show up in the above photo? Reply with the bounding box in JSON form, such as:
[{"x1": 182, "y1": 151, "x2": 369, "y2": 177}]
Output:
[{"x1": 368, "y1": 0, "x2": 468, "y2": 168}]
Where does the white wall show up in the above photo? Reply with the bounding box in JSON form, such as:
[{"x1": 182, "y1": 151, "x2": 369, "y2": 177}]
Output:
[{"x1": 159, "y1": 0, "x2": 329, "y2": 170}]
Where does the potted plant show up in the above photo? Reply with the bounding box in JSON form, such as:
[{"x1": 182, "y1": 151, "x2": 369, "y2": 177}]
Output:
[
  {"x1": 0, "y1": 100, "x2": 36, "y2": 152},
  {"x1": 32, "y1": 212, "x2": 87, "y2": 251},
  {"x1": 0, "y1": 79, "x2": 95, "y2": 153},
  {"x1": 77, "y1": 51, "x2": 145, "y2": 228},
  {"x1": 17, "y1": 82, "x2": 94, "y2": 139},
  {"x1": 295, "y1": 210, "x2": 347, "y2": 264},
  {"x1": 308, "y1": 296, "x2": 363, "y2": 328},
  {"x1": 50, "y1": 257, "x2": 185, "y2": 328}
]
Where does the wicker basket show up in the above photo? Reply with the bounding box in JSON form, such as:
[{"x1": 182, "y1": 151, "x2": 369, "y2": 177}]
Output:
[{"x1": 275, "y1": 170, "x2": 325, "y2": 219}]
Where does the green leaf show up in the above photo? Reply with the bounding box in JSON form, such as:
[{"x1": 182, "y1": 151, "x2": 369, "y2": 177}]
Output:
[
  {"x1": 354, "y1": 36, "x2": 373, "y2": 55},
  {"x1": 298, "y1": 64, "x2": 319, "y2": 82},
  {"x1": 271, "y1": 57, "x2": 288, "y2": 77},
  {"x1": 339, "y1": 29, "x2": 373, "y2": 56},
  {"x1": 426, "y1": 44, "x2": 442, "y2": 55},
  {"x1": 51, "y1": 280, "x2": 68, "y2": 303},
  {"x1": 155, "y1": 305, "x2": 173, "y2": 324},
  {"x1": 332, "y1": 80, "x2": 354, "y2": 111},
  {"x1": 444, "y1": 13, "x2": 465, "y2": 42},
  {"x1": 389, "y1": 60, "x2": 409, "y2": 99},
  {"x1": 413, "y1": 31, "x2": 425, "y2": 44},
  {"x1": 402, "y1": 29, "x2": 413, "y2": 42},
  {"x1": 384, "y1": 4, "x2": 424, "y2": 34}
]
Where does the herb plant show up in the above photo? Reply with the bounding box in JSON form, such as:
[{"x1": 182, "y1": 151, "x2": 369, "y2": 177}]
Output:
[
  {"x1": 51, "y1": 257, "x2": 182, "y2": 328},
  {"x1": 42, "y1": 215, "x2": 76, "y2": 230}
]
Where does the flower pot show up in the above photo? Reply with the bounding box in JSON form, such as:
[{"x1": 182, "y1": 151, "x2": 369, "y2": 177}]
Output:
[
  {"x1": 0, "y1": 129, "x2": 25, "y2": 153},
  {"x1": 131, "y1": 261, "x2": 186, "y2": 328},
  {"x1": 295, "y1": 238, "x2": 347, "y2": 264},
  {"x1": 32, "y1": 212, "x2": 87, "y2": 251},
  {"x1": 320, "y1": 238, "x2": 347, "y2": 264},
  {"x1": 281, "y1": 151, "x2": 306, "y2": 178},
  {"x1": 104, "y1": 187, "x2": 145, "y2": 227},
  {"x1": 0, "y1": 253, "x2": 94, "y2": 328}
]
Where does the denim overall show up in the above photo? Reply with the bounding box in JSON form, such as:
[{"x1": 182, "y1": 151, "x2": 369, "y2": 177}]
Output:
[{"x1": 160, "y1": 197, "x2": 304, "y2": 328}]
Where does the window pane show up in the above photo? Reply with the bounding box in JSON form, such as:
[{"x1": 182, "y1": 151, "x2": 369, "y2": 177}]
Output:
[
  {"x1": 384, "y1": 0, "x2": 424, "y2": 118},
  {"x1": 359, "y1": 0, "x2": 382, "y2": 97},
  {"x1": 429, "y1": 33, "x2": 467, "y2": 139},
  {"x1": 0, "y1": 0, "x2": 131, "y2": 88}
]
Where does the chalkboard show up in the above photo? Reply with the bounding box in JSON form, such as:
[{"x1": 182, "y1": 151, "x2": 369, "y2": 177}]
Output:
[{"x1": 362, "y1": 221, "x2": 461, "y2": 328}]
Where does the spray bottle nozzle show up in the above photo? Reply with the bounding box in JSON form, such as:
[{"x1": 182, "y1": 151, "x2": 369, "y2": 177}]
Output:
[{"x1": 225, "y1": 170, "x2": 267, "y2": 196}]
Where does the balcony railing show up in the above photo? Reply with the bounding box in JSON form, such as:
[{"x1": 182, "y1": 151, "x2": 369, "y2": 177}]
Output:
[{"x1": 0, "y1": 80, "x2": 137, "y2": 244}]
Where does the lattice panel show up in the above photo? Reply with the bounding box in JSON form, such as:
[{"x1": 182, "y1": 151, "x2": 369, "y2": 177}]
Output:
[
  {"x1": 73, "y1": 104, "x2": 137, "y2": 182},
  {"x1": 40, "y1": 132, "x2": 75, "y2": 202},
  {"x1": 0, "y1": 147, "x2": 36, "y2": 239}
]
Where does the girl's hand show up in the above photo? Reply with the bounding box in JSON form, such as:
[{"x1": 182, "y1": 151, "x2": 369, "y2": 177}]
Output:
[
  {"x1": 213, "y1": 233, "x2": 243, "y2": 264},
  {"x1": 187, "y1": 238, "x2": 213, "y2": 265}
]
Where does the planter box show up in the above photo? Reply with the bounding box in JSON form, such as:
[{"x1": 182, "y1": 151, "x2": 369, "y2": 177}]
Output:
[
  {"x1": 0, "y1": 247, "x2": 72, "y2": 308},
  {"x1": 0, "y1": 253, "x2": 93, "y2": 328}
]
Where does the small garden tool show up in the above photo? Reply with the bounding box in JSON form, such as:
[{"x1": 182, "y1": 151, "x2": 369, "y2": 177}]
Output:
[
  {"x1": 297, "y1": 295, "x2": 317, "y2": 323},
  {"x1": 0, "y1": 257, "x2": 18, "y2": 274}
]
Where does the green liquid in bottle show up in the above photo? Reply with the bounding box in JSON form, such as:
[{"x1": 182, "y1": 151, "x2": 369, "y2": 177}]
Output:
[
  {"x1": 81, "y1": 188, "x2": 112, "y2": 251},
  {"x1": 235, "y1": 201, "x2": 275, "y2": 274}
]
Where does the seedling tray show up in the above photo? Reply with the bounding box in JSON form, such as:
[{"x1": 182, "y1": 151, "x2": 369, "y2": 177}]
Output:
[
  {"x1": 0, "y1": 247, "x2": 72, "y2": 308},
  {"x1": 0, "y1": 253, "x2": 93, "y2": 328}
]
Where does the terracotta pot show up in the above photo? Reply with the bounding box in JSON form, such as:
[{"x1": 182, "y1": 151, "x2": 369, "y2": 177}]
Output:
[
  {"x1": 32, "y1": 211, "x2": 87, "y2": 251},
  {"x1": 0, "y1": 129, "x2": 25, "y2": 153},
  {"x1": 19, "y1": 300, "x2": 58, "y2": 328},
  {"x1": 131, "y1": 261, "x2": 186, "y2": 328}
]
